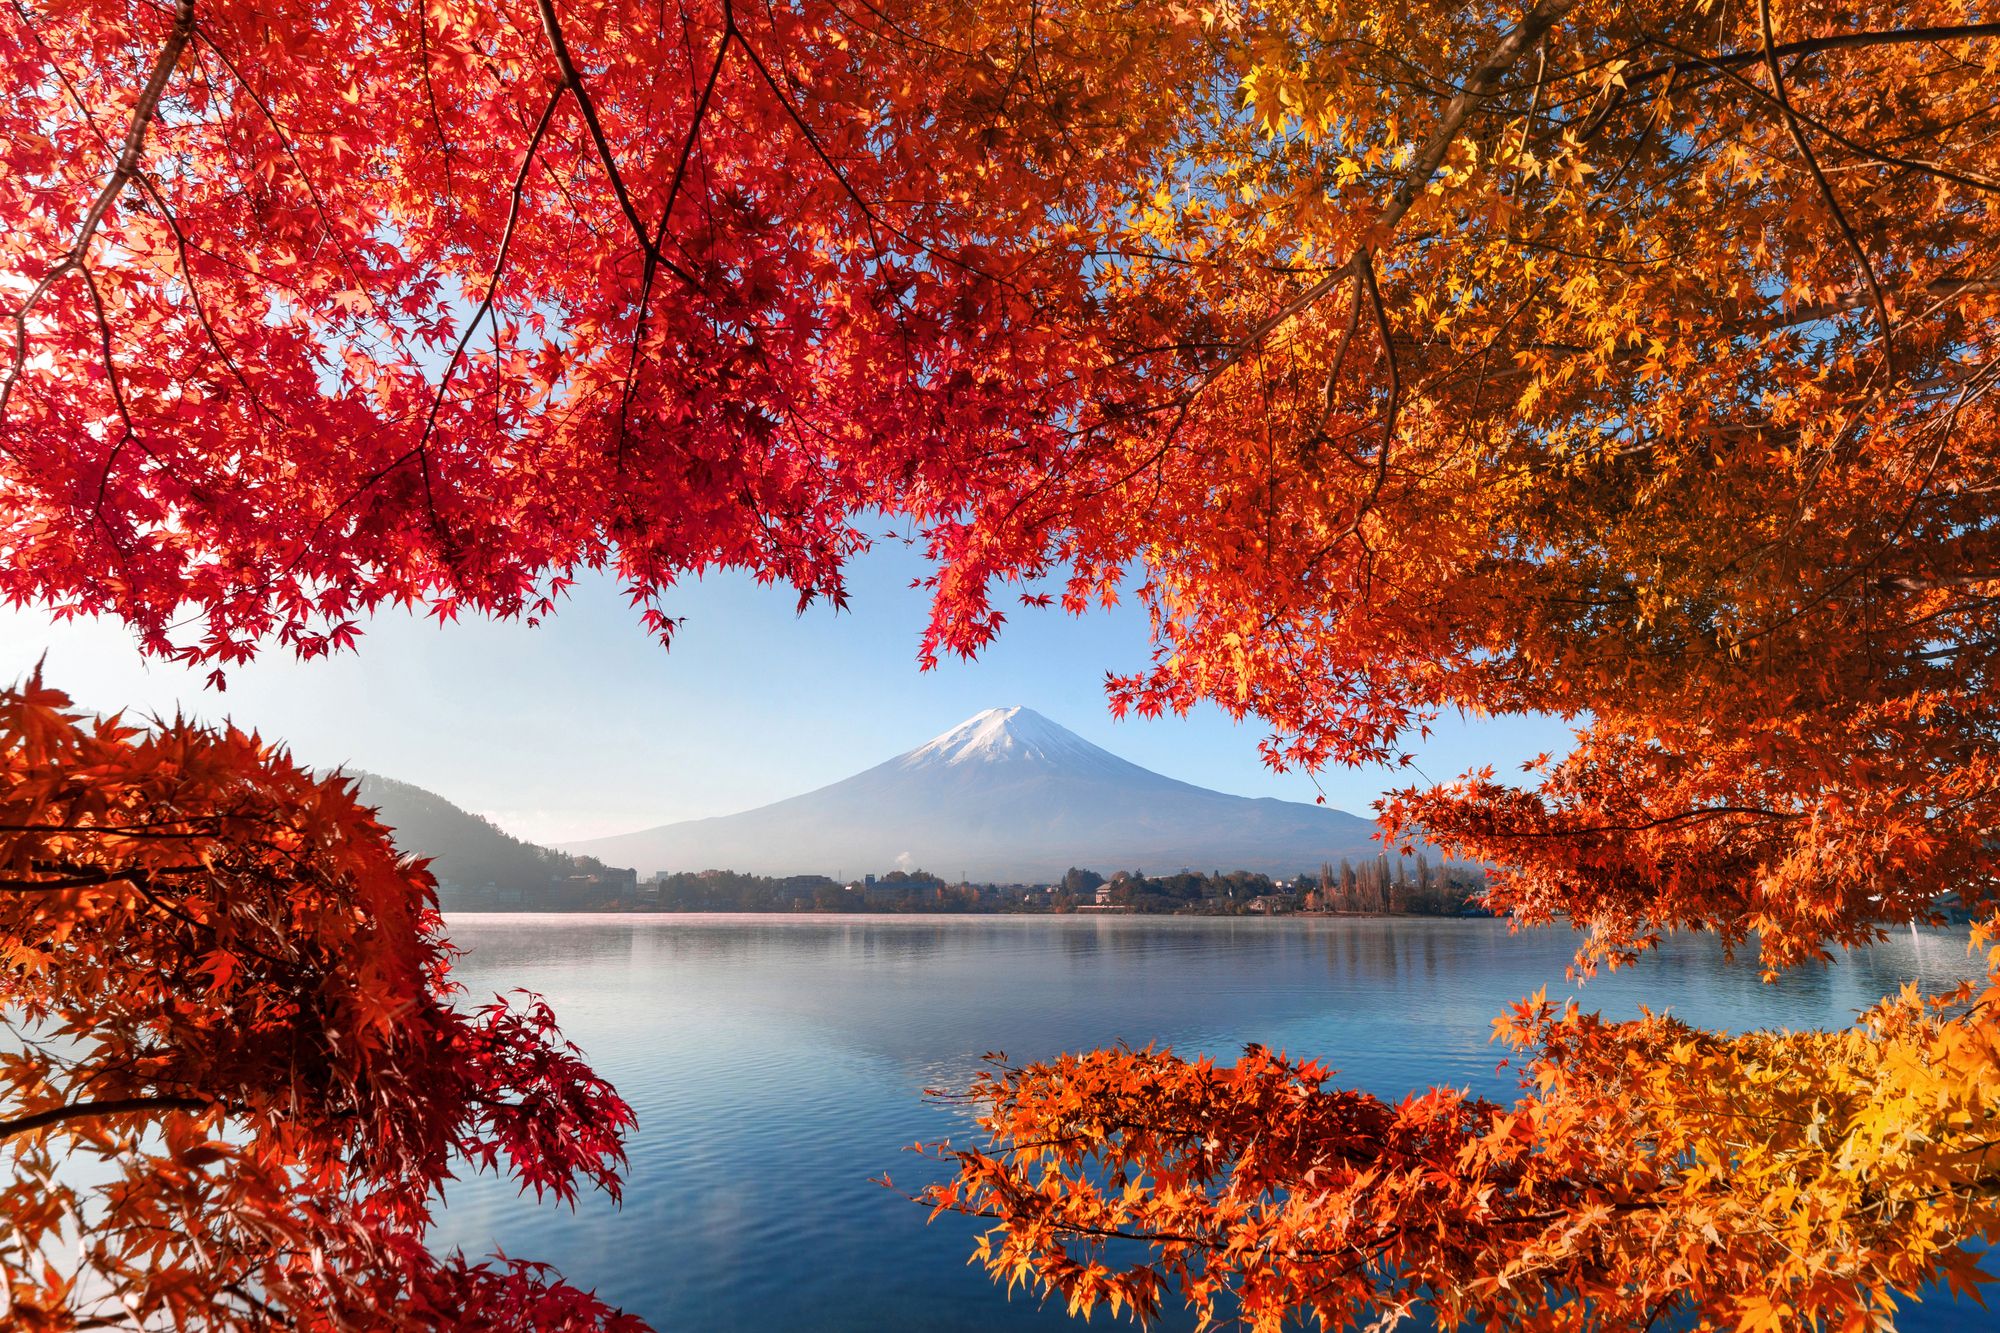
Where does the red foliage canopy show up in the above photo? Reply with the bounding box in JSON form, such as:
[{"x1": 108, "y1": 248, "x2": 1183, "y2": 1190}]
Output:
[
  {"x1": 0, "y1": 0, "x2": 1202, "y2": 670},
  {"x1": 0, "y1": 674, "x2": 640, "y2": 1330}
]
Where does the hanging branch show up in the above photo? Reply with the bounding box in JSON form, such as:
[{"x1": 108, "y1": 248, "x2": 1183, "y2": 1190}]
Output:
[
  {"x1": 1756, "y1": 0, "x2": 1896, "y2": 371},
  {"x1": 1, "y1": 0, "x2": 196, "y2": 418},
  {"x1": 1190, "y1": 0, "x2": 1579, "y2": 400}
]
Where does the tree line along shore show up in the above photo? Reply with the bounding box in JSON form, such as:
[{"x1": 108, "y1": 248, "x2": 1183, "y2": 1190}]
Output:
[{"x1": 439, "y1": 855, "x2": 1492, "y2": 916}]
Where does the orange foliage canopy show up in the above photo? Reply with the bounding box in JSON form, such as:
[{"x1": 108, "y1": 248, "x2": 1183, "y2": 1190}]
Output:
[
  {"x1": 7, "y1": 0, "x2": 2000, "y2": 1325},
  {"x1": 915, "y1": 974, "x2": 2000, "y2": 1331},
  {"x1": 896, "y1": 0, "x2": 2000, "y2": 1321},
  {"x1": 0, "y1": 675, "x2": 640, "y2": 1330}
]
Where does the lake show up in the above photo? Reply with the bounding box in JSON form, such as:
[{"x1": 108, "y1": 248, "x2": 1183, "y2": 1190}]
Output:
[{"x1": 431, "y1": 915, "x2": 1997, "y2": 1330}]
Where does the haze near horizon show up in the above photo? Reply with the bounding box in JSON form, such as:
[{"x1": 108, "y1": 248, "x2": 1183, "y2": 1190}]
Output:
[
  {"x1": 0, "y1": 545, "x2": 1569, "y2": 845},
  {"x1": 567, "y1": 704, "x2": 1387, "y2": 882}
]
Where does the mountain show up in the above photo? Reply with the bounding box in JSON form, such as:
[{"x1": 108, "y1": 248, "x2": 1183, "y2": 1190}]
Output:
[
  {"x1": 563, "y1": 707, "x2": 1383, "y2": 883},
  {"x1": 349, "y1": 773, "x2": 631, "y2": 906}
]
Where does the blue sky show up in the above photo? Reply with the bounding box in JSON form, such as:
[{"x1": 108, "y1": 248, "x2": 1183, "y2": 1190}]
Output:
[{"x1": 0, "y1": 543, "x2": 1569, "y2": 845}]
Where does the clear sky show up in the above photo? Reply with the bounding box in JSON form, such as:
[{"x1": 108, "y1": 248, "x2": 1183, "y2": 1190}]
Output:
[{"x1": 0, "y1": 543, "x2": 1571, "y2": 846}]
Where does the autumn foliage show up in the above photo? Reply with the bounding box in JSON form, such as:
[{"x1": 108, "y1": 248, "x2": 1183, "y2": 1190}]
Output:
[
  {"x1": 7, "y1": 0, "x2": 2000, "y2": 1325},
  {"x1": 917, "y1": 974, "x2": 2000, "y2": 1331},
  {"x1": 0, "y1": 675, "x2": 640, "y2": 1330},
  {"x1": 0, "y1": 0, "x2": 1208, "y2": 665},
  {"x1": 902, "y1": 0, "x2": 2000, "y2": 1317},
  {"x1": 6, "y1": 0, "x2": 1997, "y2": 962}
]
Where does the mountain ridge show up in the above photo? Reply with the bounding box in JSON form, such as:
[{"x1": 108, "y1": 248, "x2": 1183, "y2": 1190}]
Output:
[
  {"x1": 347, "y1": 772, "x2": 628, "y2": 905},
  {"x1": 564, "y1": 707, "x2": 1382, "y2": 882}
]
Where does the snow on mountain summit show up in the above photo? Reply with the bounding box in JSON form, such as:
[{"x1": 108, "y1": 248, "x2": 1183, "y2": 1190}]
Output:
[{"x1": 900, "y1": 706, "x2": 1121, "y2": 769}]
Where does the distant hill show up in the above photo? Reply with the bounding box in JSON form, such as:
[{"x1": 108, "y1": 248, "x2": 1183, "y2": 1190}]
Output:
[
  {"x1": 349, "y1": 773, "x2": 631, "y2": 908},
  {"x1": 564, "y1": 707, "x2": 1385, "y2": 883}
]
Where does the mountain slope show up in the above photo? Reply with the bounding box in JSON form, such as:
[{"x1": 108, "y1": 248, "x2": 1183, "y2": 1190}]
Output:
[
  {"x1": 349, "y1": 773, "x2": 627, "y2": 904},
  {"x1": 564, "y1": 707, "x2": 1382, "y2": 882}
]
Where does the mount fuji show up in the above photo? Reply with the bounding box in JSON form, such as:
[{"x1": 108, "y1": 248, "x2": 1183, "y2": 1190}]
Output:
[{"x1": 563, "y1": 707, "x2": 1382, "y2": 883}]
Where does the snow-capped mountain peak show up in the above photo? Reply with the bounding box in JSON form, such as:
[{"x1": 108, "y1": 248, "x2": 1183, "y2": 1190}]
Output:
[
  {"x1": 900, "y1": 707, "x2": 1117, "y2": 769},
  {"x1": 567, "y1": 704, "x2": 1381, "y2": 881}
]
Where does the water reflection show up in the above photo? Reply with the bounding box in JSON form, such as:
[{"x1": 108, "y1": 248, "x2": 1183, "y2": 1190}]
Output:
[{"x1": 431, "y1": 915, "x2": 1995, "y2": 1331}]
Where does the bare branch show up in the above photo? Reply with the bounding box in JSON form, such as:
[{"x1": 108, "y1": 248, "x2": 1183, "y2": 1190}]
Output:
[
  {"x1": 621, "y1": 4, "x2": 735, "y2": 468},
  {"x1": 409, "y1": 86, "x2": 568, "y2": 525},
  {"x1": 535, "y1": 0, "x2": 698, "y2": 289}
]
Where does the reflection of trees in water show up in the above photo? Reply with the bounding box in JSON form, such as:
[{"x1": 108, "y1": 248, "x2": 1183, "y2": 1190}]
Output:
[
  {"x1": 442, "y1": 919, "x2": 1982, "y2": 1041},
  {"x1": 1548, "y1": 929, "x2": 1982, "y2": 1037},
  {"x1": 1310, "y1": 919, "x2": 1558, "y2": 990}
]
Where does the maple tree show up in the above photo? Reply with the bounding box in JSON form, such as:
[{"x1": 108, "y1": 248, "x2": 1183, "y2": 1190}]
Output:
[
  {"x1": 0, "y1": 674, "x2": 641, "y2": 1330},
  {"x1": 0, "y1": 0, "x2": 1210, "y2": 667},
  {"x1": 902, "y1": 0, "x2": 2000, "y2": 1323},
  {"x1": 6, "y1": 0, "x2": 2000, "y2": 1326}
]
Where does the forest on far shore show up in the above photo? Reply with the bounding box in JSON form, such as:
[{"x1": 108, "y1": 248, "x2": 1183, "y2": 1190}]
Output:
[{"x1": 478, "y1": 856, "x2": 1493, "y2": 916}]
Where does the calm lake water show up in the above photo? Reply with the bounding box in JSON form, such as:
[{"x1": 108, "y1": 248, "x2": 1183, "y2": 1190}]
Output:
[{"x1": 431, "y1": 915, "x2": 1997, "y2": 1330}]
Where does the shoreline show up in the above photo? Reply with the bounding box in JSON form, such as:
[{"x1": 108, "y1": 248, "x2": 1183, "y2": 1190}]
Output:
[{"x1": 439, "y1": 907, "x2": 1494, "y2": 921}]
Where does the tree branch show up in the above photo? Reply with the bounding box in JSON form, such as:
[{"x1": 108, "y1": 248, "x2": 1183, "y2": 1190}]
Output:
[
  {"x1": 1630, "y1": 21, "x2": 2000, "y2": 88},
  {"x1": 535, "y1": 0, "x2": 698, "y2": 289},
  {"x1": 620, "y1": 5, "x2": 734, "y2": 468},
  {"x1": 1193, "y1": 0, "x2": 1578, "y2": 397},
  {"x1": 1756, "y1": 0, "x2": 1895, "y2": 369},
  {"x1": 1, "y1": 0, "x2": 196, "y2": 418},
  {"x1": 0, "y1": 866, "x2": 156, "y2": 893},
  {"x1": 0, "y1": 1095, "x2": 211, "y2": 1144}
]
